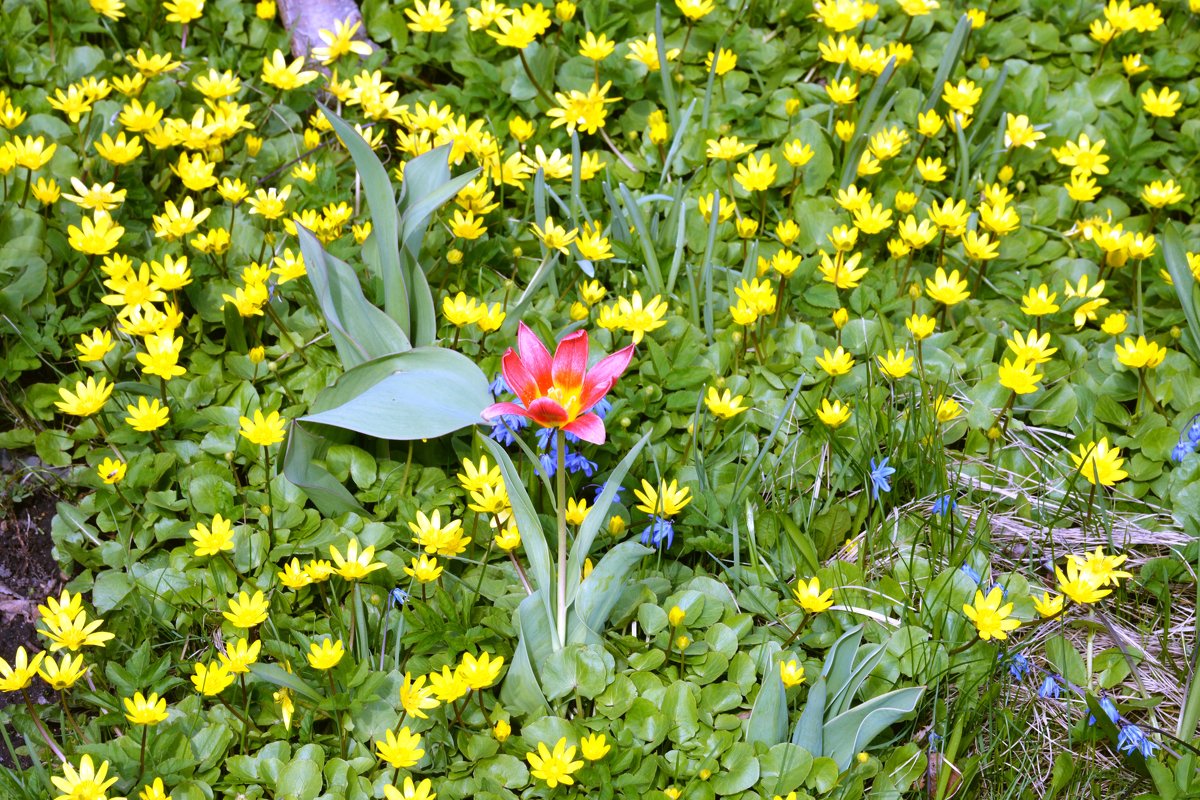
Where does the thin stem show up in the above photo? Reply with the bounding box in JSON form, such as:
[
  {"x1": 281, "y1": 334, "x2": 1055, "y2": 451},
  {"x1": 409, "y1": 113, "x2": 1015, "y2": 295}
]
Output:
[
  {"x1": 555, "y1": 429, "x2": 568, "y2": 649},
  {"x1": 59, "y1": 692, "x2": 87, "y2": 742},
  {"x1": 22, "y1": 689, "x2": 66, "y2": 763},
  {"x1": 509, "y1": 551, "x2": 533, "y2": 595},
  {"x1": 137, "y1": 724, "x2": 148, "y2": 779},
  {"x1": 518, "y1": 49, "x2": 555, "y2": 107},
  {"x1": 327, "y1": 672, "x2": 348, "y2": 759},
  {"x1": 262, "y1": 445, "x2": 276, "y2": 543}
]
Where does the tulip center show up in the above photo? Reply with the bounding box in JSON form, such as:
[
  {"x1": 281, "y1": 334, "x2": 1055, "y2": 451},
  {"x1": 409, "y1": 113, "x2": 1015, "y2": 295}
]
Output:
[{"x1": 546, "y1": 385, "x2": 582, "y2": 420}]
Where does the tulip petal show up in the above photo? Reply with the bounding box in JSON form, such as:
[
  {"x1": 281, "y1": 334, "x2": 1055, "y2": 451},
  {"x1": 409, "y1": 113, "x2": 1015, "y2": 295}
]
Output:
[
  {"x1": 563, "y1": 413, "x2": 606, "y2": 445},
  {"x1": 501, "y1": 348, "x2": 541, "y2": 407},
  {"x1": 517, "y1": 322, "x2": 554, "y2": 393},
  {"x1": 551, "y1": 329, "x2": 589, "y2": 399},
  {"x1": 580, "y1": 343, "x2": 635, "y2": 410},
  {"x1": 526, "y1": 397, "x2": 571, "y2": 426},
  {"x1": 481, "y1": 401, "x2": 531, "y2": 421}
]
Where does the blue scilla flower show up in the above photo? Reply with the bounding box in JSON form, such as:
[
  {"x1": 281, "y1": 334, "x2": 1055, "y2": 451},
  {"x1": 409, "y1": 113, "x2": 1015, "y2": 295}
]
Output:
[
  {"x1": 1117, "y1": 724, "x2": 1160, "y2": 759},
  {"x1": 1088, "y1": 696, "x2": 1119, "y2": 726},
  {"x1": 931, "y1": 495, "x2": 957, "y2": 516},
  {"x1": 535, "y1": 426, "x2": 555, "y2": 450},
  {"x1": 1188, "y1": 415, "x2": 1200, "y2": 447},
  {"x1": 640, "y1": 516, "x2": 675, "y2": 549},
  {"x1": 1038, "y1": 675, "x2": 1061, "y2": 699},
  {"x1": 489, "y1": 414, "x2": 528, "y2": 446},
  {"x1": 565, "y1": 450, "x2": 598, "y2": 477},
  {"x1": 1004, "y1": 652, "x2": 1029, "y2": 681},
  {"x1": 489, "y1": 374, "x2": 510, "y2": 398},
  {"x1": 1173, "y1": 441, "x2": 1193, "y2": 463},
  {"x1": 960, "y1": 564, "x2": 982, "y2": 585},
  {"x1": 927, "y1": 732, "x2": 943, "y2": 752},
  {"x1": 539, "y1": 450, "x2": 557, "y2": 479},
  {"x1": 868, "y1": 457, "x2": 895, "y2": 500},
  {"x1": 593, "y1": 397, "x2": 612, "y2": 420},
  {"x1": 592, "y1": 480, "x2": 626, "y2": 504},
  {"x1": 389, "y1": 587, "x2": 410, "y2": 607},
  {"x1": 986, "y1": 582, "x2": 1008, "y2": 600}
]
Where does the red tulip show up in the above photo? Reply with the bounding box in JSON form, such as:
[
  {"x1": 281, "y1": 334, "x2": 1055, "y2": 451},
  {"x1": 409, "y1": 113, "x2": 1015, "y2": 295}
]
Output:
[{"x1": 482, "y1": 322, "x2": 634, "y2": 445}]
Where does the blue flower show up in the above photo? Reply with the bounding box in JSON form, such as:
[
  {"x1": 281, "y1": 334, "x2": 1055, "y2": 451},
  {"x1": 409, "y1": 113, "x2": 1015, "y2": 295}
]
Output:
[
  {"x1": 1172, "y1": 441, "x2": 1193, "y2": 463},
  {"x1": 593, "y1": 397, "x2": 612, "y2": 420},
  {"x1": 489, "y1": 414, "x2": 528, "y2": 446},
  {"x1": 927, "y1": 732, "x2": 943, "y2": 752},
  {"x1": 868, "y1": 457, "x2": 895, "y2": 500},
  {"x1": 960, "y1": 564, "x2": 982, "y2": 585},
  {"x1": 931, "y1": 495, "x2": 957, "y2": 516},
  {"x1": 1004, "y1": 652, "x2": 1029, "y2": 681},
  {"x1": 535, "y1": 426, "x2": 556, "y2": 450},
  {"x1": 1117, "y1": 724, "x2": 1159, "y2": 759},
  {"x1": 592, "y1": 481, "x2": 625, "y2": 503},
  {"x1": 1088, "y1": 696, "x2": 1119, "y2": 726},
  {"x1": 640, "y1": 516, "x2": 675, "y2": 549},
  {"x1": 539, "y1": 451, "x2": 557, "y2": 479},
  {"x1": 1187, "y1": 415, "x2": 1200, "y2": 447},
  {"x1": 986, "y1": 582, "x2": 1008, "y2": 600},
  {"x1": 389, "y1": 587, "x2": 410, "y2": 607},
  {"x1": 489, "y1": 374, "x2": 510, "y2": 398},
  {"x1": 565, "y1": 450, "x2": 598, "y2": 477},
  {"x1": 1038, "y1": 675, "x2": 1061, "y2": 699}
]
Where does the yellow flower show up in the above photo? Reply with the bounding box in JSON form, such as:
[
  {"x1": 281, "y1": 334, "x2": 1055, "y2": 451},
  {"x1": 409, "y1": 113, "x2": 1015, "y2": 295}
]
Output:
[
  {"x1": 793, "y1": 577, "x2": 834, "y2": 613},
  {"x1": 459, "y1": 651, "x2": 505, "y2": 689},
  {"x1": 1021, "y1": 284, "x2": 1060, "y2": 316},
  {"x1": 239, "y1": 409, "x2": 286, "y2": 446},
  {"x1": 734, "y1": 152, "x2": 777, "y2": 193},
  {"x1": 817, "y1": 251, "x2": 869, "y2": 289},
  {"x1": 56, "y1": 376, "x2": 113, "y2": 417},
  {"x1": 493, "y1": 719, "x2": 512, "y2": 741},
  {"x1": 611, "y1": 291, "x2": 668, "y2": 344},
  {"x1": 876, "y1": 348, "x2": 914, "y2": 379},
  {"x1": 579, "y1": 30, "x2": 615, "y2": 60},
  {"x1": 1055, "y1": 559, "x2": 1111, "y2": 604},
  {"x1": 428, "y1": 664, "x2": 469, "y2": 702},
  {"x1": 704, "y1": 48, "x2": 738, "y2": 76},
  {"x1": 1031, "y1": 592, "x2": 1064, "y2": 618},
  {"x1": 634, "y1": 479, "x2": 692, "y2": 517},
  {"x1": 163, "y1": 0, "x2": 204, "y2": 24},
  {"x1": 494, "y1": 526, "x2": 521, "y2": 551},
  {"x1": 191, "y1": 661, "x2": 236, "y2": 695},
  {"x1": 330, "y1": 537, "x2": 387, "y2": 580},
  {"x1": 546, "y1": 81, "x2": 618, "y2": 135},
  {"x1": 38, "y1": 652, "x2": 88, "y2": 690},
  {"x1": 962, "y1": 586, "x2": 1020, "y2": 641},
  {"x1": 384, "y1": 777, "x2": 437, "y2": 800},
  {"x1": 1069, "y1": 547, "x2": 1132, "y2": 587},
  {"x1": 190, "y1": 514, "x2": 234, "y2": 557},
  {"x1": 68, "y1": 211, "x2": 124, "y2": 255},
  {"x1": 90, "y1": 0, "x2": 125, "y2": 18},
  {"x1": 278, "y1": 558, "x2": 312, "y2": 590},
  {"x1": 934, "y1": 396, "x2": 962, "y2": 423},
  {"x1": 1114, "y1": 335, "x2": 1166, "y2": 369},
  {"x1": 376, "y1": 727, "x2": 425, "y2": 769},
  {"x1": 137, "y1": 332, "x2": 186, "y2": 380},
  {"x1": 581, "y1": 733, "x2": 611, "y2": 761},
  {"x1": 531, "y1": 215, "x2": 578, "y2": 253},
  {"x1": 625, "y1": 34, "x2": 680, "y2": 71},
  {"x1": 313, "y1": 17, "x2": 373, "y2": 64},
  {"x1": 941, "y1": 78, "x2": 981, "y2": 113},
  {"x1": 401, "y1": 672, "x2": 440, "y2": 719},
  {"x1": 406, "y1": 0, "x2": 455, "y2": 32},
  {"x1": 124, "y1": 691, "x2": 169, "y2": 725},
  {"x1": 997, "y1": 356, "x2": 1042, "y2": 395},
  {"x1": 924, "y1": 268, "x2": 970, "y2": 306},
  {"x1": 0, "y1": 647, "x2": 45, "y2": 692},
  {"x1": 816, "y1": 346, "x2": 855, "y2": 377},
  {"x1": 779, "y1": 659, "x2": 806, "y2": 687},
  {"x1": 140, "y1": 778, "x2": 171, "y2": 800},
  {"x1": 566, "y1": 497, "x2": 590, "y2": 526},
  {"x1": 219, "y1": 637, "x2": 262, "y2": 674},
  {"x1": 1140, "y1": 85, "x2": 1181, "y2": 118},
  {"x1": 96, "y1": 457, "x2": 126, "y2": 485},
  {"x1": 905, "y1": 314, "x2": 936, "y2": 340},
  {"x1": 307, "y1": 638, "x2": 346, "y2": 670},
  {"x1": 816, "y1": 398, "x2": 851, "y2": 428},
  {"x1": 261, "y1": 49, "x2": 319, "y2": 90},
  {"x1": 705, "y1": 387, "x2": 748, "y2": 420},
  {"x1": 1070, "y1": 438, "x2": 1127, "y2": 486},
  {"x1": 223, "y1": 590, "x2": 269, "y2": 628},
  {"x1": 527, "y1": 738, "x2": 584, "y2": 789},
  {"x1": 405, "y1": 555, "x2": 443, "y2": 583},
  {"x1": 1141, "y1": 179, "x2": 1185, "y2": 208},
  {"x1": 50, "y1": 755, "x2": 119, "y2": 800},
  {"x1": 152, "y1": 197, "x2": 211, "y2": 240},
  {"x1": 124, "y1": 397, "x2": 169, "y2": 432},
  {"x1": 1003, "y1": 113, "x2": 1044, "y2": 149}
]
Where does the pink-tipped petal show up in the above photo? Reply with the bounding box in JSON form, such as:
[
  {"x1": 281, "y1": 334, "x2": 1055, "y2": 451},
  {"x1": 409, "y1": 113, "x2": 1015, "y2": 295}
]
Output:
[
  {"x1": 551, "y1": 329, "x2": 589, "y2": 399},
  {"x1": 525, "y1": 396, "x2": 571, "y2": 427},
  {"x1": 580, "y1": 343, "x2": 635, "y2": 410},
  {"x1": 481, "y1": 401, "x2": 531, "y2": 421},
  {"x1": 517, "y1": 322, "x2": 554, "y2": 392},
  {"x1": 563, "y1": 413, "x2": 606, "y2": 445},
  {"x1": 501, "y1": 349, "x2": 541, "y2": 407}
]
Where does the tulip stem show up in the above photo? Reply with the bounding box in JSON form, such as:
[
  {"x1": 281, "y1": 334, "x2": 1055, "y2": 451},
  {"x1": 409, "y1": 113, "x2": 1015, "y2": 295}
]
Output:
[{"x1": 555, "y1": 429, "x2": 568, "y2": 649}]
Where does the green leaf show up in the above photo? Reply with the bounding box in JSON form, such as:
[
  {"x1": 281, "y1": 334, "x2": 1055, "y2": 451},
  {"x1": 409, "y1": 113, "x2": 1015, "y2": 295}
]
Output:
[
  {"x1": 498, "y1": 594, "x2": 552, "y2": 716},
  {"x1": 792, "y1": 675, "x2": 825, "y2": 755},
  {"x1": 296, "y1": 225, "x2": 410, "y2": 368},
  {"x1": 300, "y1": 348, "x2": 490, "y2": 440},
  {"x1": 747, "y1": 644, "x2": 787, "y2": 746},
  {"x1": 92, "y1": 571, "x2": 133, "y2": 614},
  {"x1": 320, "y1": 105, "x2": 407, "y2": 335},
  {"x1": 922, "y1": 15, "x2": 973, "y2": 113},
  {"x1": 248, "y1": 663, "x2": 324, "y2": 704},
  {"x1": 277, "y1": 749, "x2": 324, "y2": 800},
  {"x1": 569, "y1": 540, "x2": 653, "y2": 644},
  {"x1": 281, "y1": 421, "x2": 366, "y2": 517},
  {"x1": 711, "y1": 742, "x2": 760, "y2": 795},
  {"x1": 566, "y1": 432, "x2": 649, "y2": 604},
  {"x1": 822, "y1": 686, "x2": 924, "y2": 771},
  {"x1": 1162, "y1": 222, "x2": 1200, "y2": 364}
]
